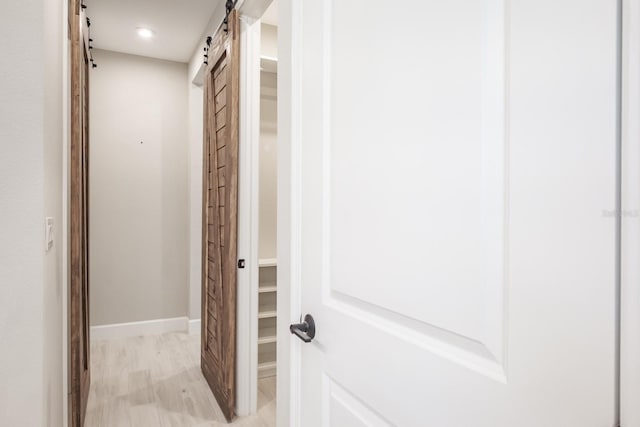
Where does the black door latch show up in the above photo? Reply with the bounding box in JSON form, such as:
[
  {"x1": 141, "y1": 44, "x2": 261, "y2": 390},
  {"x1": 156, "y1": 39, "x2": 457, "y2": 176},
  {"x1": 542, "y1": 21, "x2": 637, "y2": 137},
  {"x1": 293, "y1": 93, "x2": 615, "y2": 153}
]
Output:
[{"x1": 290, "y1": 314, "x2": 316, "y2": 343}]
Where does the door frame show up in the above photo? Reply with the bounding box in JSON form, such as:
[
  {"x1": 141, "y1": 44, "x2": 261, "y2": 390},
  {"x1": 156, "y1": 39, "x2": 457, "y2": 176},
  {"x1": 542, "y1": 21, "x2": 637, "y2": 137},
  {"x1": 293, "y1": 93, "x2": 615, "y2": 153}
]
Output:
[
  {"x1": 275, "y1": 1, "x2": 299, "y2": 426},
  {"x1": 233, "y1": 1, "x2": 299, "y2": 423},
  {"x1": 235, "y1": 0, "x2": 279, "y2": 417},
  {"x1": 621, "y1": 0, "x2": 640, "y2": 424},
  {"x1": 236, "y1": 11, "x2": 261, "y2": 416}
]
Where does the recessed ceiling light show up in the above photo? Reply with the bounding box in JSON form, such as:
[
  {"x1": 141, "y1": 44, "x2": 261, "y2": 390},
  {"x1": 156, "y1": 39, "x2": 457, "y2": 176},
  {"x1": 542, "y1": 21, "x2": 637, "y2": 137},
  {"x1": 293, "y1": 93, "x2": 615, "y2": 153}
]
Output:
[{"x1": 137, "y1": 28, "x2": 154, "y2": 39}]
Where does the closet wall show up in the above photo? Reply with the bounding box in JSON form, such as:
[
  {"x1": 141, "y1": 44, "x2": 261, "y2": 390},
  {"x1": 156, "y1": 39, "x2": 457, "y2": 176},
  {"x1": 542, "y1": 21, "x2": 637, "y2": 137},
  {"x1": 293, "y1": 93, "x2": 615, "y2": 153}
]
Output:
[
  {"x1": 259, "y1": 58, "x2": 278, "y2": 260},
  {"x1": 0, "y1": 0, "x2": 66, "y2": 425},
  {"x1": 258, "y1": 23, "x2": 278, "y2": 379}
]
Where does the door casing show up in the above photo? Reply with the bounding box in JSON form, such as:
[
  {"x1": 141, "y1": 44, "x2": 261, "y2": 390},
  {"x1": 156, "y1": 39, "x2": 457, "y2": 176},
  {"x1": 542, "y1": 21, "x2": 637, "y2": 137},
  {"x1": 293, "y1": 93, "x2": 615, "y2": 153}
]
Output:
[
  {"x1": 276, "y1": 2, "x2": 300, "y2": 425},
  {"x1": 235, "y1": 12, "x2": 262, "y2": 417}
]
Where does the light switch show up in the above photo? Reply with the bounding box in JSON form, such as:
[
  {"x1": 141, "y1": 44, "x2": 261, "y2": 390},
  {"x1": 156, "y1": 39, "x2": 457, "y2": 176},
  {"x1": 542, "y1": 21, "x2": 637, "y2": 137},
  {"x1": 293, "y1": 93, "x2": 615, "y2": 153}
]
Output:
[{"x1": 45, "y1": 217, "x2": 54, "y2": 251}]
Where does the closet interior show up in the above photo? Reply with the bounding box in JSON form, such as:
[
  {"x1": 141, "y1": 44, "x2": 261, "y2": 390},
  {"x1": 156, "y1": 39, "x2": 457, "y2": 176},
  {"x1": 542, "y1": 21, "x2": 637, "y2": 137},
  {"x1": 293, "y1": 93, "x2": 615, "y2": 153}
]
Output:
[{"x1": 257, "y1": 22, "x2": 278, "y2": 380}]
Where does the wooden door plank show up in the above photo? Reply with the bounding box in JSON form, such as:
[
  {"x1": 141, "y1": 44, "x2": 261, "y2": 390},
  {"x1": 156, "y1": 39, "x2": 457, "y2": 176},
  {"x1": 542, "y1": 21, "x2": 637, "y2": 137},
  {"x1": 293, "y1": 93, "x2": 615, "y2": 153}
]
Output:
[
  {"x1": 69, "y1": 1, "x2": 91, "y2": 425},
  {"x1": 200, "y1": 9, "x2": 240, "y2": 422}
]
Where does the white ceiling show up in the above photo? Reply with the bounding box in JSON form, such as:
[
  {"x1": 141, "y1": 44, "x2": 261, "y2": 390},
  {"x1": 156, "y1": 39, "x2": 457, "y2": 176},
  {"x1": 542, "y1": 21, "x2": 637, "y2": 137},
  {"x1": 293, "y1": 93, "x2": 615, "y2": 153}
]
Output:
[
  {"x1": 261, "y1": 0, "x2": 278, "y2": 26},
  {"x1": 85, "y1": 0, "x2": 222, "y2": 63}
]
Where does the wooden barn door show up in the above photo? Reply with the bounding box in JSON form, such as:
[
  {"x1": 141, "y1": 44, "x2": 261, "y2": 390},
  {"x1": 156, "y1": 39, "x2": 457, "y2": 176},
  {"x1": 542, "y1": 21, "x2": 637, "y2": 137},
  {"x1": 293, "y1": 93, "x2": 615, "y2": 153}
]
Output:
[
  {"x1": 69, "y1": 0, "x2": 91, "y2": 426},
  {"x1": 201, "y1": 10, "x2": 240, "y2": 422}
]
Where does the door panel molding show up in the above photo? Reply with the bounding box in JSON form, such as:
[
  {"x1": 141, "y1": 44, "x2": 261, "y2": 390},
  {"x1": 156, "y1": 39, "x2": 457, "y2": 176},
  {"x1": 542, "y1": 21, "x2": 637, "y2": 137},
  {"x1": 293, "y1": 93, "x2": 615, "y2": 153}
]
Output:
[
  {"x1": 323, "y1": 375, "x2": 393, "y2": 427},
  {"x1": 314, "y1": 0, "x2": 508, "y2": 380}
]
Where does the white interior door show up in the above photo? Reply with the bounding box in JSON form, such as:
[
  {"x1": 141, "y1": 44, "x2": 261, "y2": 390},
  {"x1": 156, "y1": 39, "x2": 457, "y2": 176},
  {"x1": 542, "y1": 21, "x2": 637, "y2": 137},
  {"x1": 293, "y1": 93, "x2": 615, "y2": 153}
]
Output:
[{"x1": 287, "y1": 0, "x2": 620, "y2": 426}]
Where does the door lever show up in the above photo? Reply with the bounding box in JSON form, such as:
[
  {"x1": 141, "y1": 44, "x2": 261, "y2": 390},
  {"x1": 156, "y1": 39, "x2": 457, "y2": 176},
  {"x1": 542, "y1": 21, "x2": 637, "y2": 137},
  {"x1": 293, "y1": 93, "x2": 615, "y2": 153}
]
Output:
[{"x1": 289, "y1": 314, "x2": 316, "y2": 343}]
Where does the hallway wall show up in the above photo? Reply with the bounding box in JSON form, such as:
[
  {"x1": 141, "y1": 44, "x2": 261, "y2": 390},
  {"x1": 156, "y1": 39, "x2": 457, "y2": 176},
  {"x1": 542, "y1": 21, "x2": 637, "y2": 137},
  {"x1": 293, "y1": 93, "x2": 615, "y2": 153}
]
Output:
[
  {"x1": 0, "y1": 0, "x2": 65, "y2": 425},
  {"x1": 186, "y1": 0, "x2": 227, "y2": 322},
  {"x1": 89, "y1": 49, "x2": 189, "y2": 326}
]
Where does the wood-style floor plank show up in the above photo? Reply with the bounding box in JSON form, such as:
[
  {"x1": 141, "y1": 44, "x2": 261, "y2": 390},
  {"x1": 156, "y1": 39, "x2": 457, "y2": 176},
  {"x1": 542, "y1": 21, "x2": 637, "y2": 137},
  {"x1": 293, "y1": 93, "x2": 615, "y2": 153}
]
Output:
[{"x1": 85, "y1": 332, "x2": 275, "y2": 427}]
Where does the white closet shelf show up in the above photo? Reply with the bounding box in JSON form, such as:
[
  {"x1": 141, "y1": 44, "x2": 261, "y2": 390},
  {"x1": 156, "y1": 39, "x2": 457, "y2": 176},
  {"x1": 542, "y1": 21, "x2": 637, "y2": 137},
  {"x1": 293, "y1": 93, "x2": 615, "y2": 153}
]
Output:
[
  {"x1": 258, "y1": 258, "x2": 277, "y2": 267},
  {"x1": 258, "y1": 335, "x2": 277, "y2": 345},
  {"x1": 260, "y1": 56, "x2": 278, "y2": 74},
  {"x1": 258, "y1": 310, "x2": 277, "y2": 319},
  {"x1": 258, "y1": 361, "x2": 277, "y2": 379},
  {"x1": 259, "y1": 286, "x2": 277, "y2": 293},
  {"x1": 258, "y1": 361, "x2": 277, "y2": 370}
]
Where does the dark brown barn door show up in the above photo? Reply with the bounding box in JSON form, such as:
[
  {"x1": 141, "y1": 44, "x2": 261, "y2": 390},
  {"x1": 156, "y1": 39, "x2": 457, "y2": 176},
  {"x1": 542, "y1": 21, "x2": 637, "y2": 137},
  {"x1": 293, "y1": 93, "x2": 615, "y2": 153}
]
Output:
[
  {"x1": 201, "y1": 10, "x2": 240, "y2": 422},
  {"x1": 69, "y1": 1, "x2": 91, "y2": 426}
]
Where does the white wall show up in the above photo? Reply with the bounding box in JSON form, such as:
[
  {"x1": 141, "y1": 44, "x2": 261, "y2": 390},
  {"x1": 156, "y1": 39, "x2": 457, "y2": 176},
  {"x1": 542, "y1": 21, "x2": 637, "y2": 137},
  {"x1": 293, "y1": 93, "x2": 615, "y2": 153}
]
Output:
[
  {"x1": 259, "y1": 66, "x2": 278, "y2": 259},
  {"x1": 0, "y1": 0, "x2": 65, "y2": 425},
  {"x1": 42, "y1": 1, "x2": 65, "y2": 424},
  {"x1": 89, "y1": 50, "x2": 189, "y2": 326},
  {"x1": 188, "y1": 81, "x2": 204, "y2": 321},
  {"x1": 186, "y1": 2, "x2": 227, "y2": 321},
  {"x1": 261, "y1": 24, "x2": 278, "y2": 58}
]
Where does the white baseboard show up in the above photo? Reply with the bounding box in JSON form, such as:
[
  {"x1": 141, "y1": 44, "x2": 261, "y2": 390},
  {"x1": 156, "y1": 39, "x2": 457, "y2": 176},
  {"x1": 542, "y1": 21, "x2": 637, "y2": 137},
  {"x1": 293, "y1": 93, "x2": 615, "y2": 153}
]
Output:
[
  {"x1": 91, "y1": 316, "x2": 189, "y2": 341},
  {"x1": 188, "y1": 319, "x2": 201, "y2": 335}
]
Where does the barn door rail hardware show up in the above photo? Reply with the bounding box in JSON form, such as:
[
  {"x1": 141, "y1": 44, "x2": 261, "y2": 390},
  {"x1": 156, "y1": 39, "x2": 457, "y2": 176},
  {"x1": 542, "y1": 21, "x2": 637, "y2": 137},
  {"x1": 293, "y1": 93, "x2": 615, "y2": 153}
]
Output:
[
  {"x1": 203, "y1": 36, "x2": 212, "y2": 65},
  {"x1": 203, "y1": 0, "x2": 237, "y2": 66},
  {"x1": 83, "y1": 2, "x2": 98, "y2": 69},
  {"x1": 222, "y1": 0, "x2": 237, "y2": 33}
]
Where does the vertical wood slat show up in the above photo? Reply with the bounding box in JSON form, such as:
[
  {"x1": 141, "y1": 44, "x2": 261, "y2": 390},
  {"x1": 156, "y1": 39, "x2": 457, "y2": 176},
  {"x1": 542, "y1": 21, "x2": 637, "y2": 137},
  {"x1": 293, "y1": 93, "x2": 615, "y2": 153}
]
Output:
[
  {"x1": 203, "y1": 19, "x2": 224, "y2": 399},
  {"x1": 216, "y1": 127, "x2": 227, "y2": 148},
  {"x1": 215, "y1": 89, "x2": 227, "y2": 113},
  {"x1": 216, "y1": 108, "x2": 227, "y2": 131},
  {"x1": 218, "y1": 167, "x2": 226, "y2": 187},
  {"x1": 223, "y1": 12, "x2": 240, "y2": 419},
  {"x1": 201, "y1": 43, "x2": 213, "y2": 354},
  {"x1": 200, "y1": 9, "x2": 240, "y2": 423},
  {"x1": 214, "y1": 69, "x2": 227, "y2": 95},
  {"x1": 217, "y1": 146, "x2": 227, "y2": 167},
  {"x1": 69, "y1": 1, "x2": 91, "y2": 426}
]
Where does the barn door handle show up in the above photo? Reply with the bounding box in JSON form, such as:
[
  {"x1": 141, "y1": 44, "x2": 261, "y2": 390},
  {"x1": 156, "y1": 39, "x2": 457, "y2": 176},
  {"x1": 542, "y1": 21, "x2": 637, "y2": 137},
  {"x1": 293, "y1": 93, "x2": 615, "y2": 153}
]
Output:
[{"x1": 290, "y1": 314, "x2": 316, "y2": 343}]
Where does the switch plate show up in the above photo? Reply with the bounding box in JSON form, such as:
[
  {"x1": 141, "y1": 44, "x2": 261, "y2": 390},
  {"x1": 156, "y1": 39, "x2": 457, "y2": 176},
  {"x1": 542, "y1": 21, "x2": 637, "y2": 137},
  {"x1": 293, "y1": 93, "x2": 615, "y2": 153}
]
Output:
[{"x1": 45, "y1": 217, "x2": 54, "y2": 251}]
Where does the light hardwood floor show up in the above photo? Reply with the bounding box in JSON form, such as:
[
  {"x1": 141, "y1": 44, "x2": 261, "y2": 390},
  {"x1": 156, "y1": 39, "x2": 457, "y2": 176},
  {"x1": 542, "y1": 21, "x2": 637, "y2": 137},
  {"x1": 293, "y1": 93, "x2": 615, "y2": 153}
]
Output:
[{"x1": 85, "y1": 332, "x2": 275, "y2": 427}]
